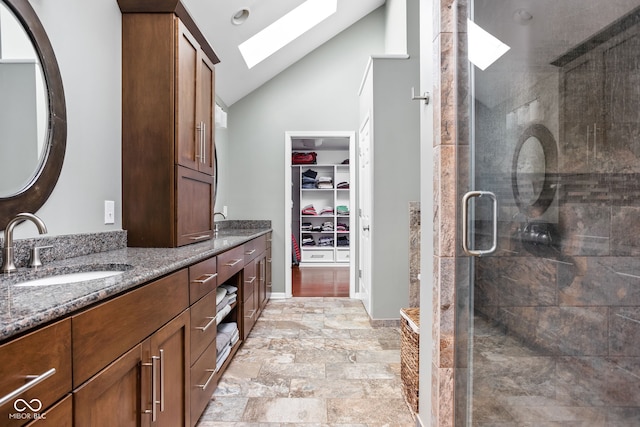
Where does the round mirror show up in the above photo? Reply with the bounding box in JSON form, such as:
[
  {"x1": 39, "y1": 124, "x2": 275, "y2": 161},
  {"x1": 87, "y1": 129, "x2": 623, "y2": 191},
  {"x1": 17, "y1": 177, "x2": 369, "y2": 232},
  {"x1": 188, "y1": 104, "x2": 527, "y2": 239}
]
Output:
[
  {"x1": 0, "y1": 0, "x2": 66, "y2": 227},
  {"x1": 511, "y1": 124, "x2": 557, "y2": 218}
]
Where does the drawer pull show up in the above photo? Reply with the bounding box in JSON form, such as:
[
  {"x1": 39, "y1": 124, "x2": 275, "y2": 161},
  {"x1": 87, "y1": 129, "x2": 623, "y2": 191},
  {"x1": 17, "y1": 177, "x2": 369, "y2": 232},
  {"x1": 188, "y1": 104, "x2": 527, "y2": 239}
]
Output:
[
  {"x1": 196, "y1": 368, "x2": 217, "y2": 390},
  {"x1": 245, "y1": 276, "x2": 256, "y2": 284},
  {"x1": 196, "y1": 316, "x2": 216, "y2": 332},
  {"x1": 247, "y1": 309, "x2": 256, "y2": 319},
  {"x1": 224, "y1": 259, "x2": 242, "y2": 267},
  {"x1": 0, "y1": 368, "x2": 56, "y2": 407},
  {"x1": 143, "y1": 356, "x2": 160, "y2": 422},
  {"x1": 189, "y1": 234, "x2": 211, "y2": 241},
  {"x1": 193, "y1": 273, "x2": 218, "y2": 284},
  {"x1": 159, "y1": 349, "x2": 165, "y2": 413},
  {"x1": 245, "y1": 249, "x2": 256, "y2": 255},
  {"x1": 310, "y1": 254, "x2": 325, "y2": 259},
  {"x1": 267, "y1": 258, "x2": 272, "y2": 263}
]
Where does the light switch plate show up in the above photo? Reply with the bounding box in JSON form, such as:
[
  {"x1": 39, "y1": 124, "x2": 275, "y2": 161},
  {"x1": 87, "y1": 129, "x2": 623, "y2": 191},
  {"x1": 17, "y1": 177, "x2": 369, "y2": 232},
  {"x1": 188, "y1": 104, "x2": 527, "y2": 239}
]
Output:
[{"x1": 104, "y1": 200, "x2": 115, "y2": 224}]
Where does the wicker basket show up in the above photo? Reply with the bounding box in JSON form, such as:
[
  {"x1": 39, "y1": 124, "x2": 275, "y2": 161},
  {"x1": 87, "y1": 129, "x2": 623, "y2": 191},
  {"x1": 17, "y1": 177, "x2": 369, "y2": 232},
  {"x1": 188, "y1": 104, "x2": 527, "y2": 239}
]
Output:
[{"x1": 400, "y1": 307, "x2": 420, "y2": 416}]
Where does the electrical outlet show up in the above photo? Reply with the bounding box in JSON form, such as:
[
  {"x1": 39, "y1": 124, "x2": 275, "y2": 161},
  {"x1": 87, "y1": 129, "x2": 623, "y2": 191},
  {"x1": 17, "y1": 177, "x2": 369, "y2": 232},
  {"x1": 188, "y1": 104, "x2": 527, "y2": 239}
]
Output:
[{"x1": 104, "y1": 200, "x2": 115, "y2": 224}]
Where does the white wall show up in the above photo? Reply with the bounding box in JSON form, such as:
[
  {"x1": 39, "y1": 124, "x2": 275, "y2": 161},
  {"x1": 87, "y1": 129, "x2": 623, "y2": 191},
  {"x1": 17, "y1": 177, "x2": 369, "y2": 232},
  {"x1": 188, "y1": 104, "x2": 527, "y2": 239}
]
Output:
[
  {"x1": 226, "y1": 8, "x2": 385, "y2": 294},
  {"x1": 384, "y1": 0, "x2": 407, "y2": 54},
  {"x1": 9, "y1": 0, "x2": 122, "y2": 239}
]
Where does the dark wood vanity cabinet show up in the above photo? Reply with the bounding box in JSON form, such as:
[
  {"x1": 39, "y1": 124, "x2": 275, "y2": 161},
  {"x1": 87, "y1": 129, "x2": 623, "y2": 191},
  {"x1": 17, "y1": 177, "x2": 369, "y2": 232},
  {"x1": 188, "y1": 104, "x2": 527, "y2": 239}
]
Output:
[
  {"x1": 119, "y1": 3, "x2": 219, "y2": 247},
  {"x1": 0, "y1": 318, "x2": 72, "y2": 427}
]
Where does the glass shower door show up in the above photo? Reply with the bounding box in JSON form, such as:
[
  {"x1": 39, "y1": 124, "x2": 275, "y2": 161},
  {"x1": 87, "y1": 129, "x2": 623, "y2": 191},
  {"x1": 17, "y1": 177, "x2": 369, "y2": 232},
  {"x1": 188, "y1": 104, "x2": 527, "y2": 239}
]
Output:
[{"x1": 461, "y1": 1, "x2": 640, "y2": 425}]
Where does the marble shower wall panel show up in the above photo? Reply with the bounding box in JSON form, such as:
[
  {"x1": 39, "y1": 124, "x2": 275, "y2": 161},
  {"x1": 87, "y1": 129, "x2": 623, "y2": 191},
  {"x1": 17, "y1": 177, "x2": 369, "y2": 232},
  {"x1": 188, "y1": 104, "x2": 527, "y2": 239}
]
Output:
[{"x1": 409, "y1": 201, "x2": 420, "y2": 307}]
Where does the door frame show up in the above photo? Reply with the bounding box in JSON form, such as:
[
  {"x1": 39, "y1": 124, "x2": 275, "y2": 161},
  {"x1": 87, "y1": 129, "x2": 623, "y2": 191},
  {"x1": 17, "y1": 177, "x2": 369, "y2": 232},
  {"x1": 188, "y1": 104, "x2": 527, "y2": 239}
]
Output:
[{"x1": 284, "y1": 131, "x2": 357, "y2": 298}]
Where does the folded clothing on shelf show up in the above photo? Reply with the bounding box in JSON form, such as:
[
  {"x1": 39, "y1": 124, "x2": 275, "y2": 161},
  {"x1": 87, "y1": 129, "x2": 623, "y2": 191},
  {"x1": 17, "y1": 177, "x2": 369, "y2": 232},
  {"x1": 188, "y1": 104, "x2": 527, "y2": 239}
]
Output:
[
  {"x1": 322, "y1": 221, "x2": 334, "y2": 231},
  {"x1": 336, "y1": 205, "x2": 350, "y2": 215},
  {"x1": 336, "y1": 222, "x2": 349, "y2": 231},
  {"x1": 302, "y1": 234, "x2": 315, "y2": 246},
  {"x1": 337, "y1": 235, "x2": 350, "y2": 247},
  {"x1": 317, "y1": 176, "x2": 333, "y2": 189},
  {"x1": 293, "y1": 152, "x2": 317, "y2": 164},
  {"x1": 337, "y1": 181, "x2": 349, "y2": 189},
  {"x1": 318, "y1": 236, "x2": 334, "y2": 246},
  {"x1": 319, "y1": 206, "x2": 334, "y2": 215},
  {"x1": 302, "y1": 204, "x2": 317, "y2": 215}
]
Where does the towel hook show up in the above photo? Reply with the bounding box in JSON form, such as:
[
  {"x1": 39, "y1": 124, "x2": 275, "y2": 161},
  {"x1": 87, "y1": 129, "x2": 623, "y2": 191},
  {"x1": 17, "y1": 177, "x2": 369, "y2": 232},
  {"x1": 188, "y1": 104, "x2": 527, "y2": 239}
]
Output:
[{"x1": 411, "y1": 87, "x2": 430, "y2": 104}]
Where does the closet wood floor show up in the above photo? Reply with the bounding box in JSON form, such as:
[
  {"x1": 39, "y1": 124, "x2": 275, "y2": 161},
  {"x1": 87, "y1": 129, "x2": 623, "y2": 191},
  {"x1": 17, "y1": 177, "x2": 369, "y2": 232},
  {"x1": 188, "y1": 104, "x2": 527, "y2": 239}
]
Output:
[{"x1": 292, "y1": 266, "x2": 349, "y2": 297}]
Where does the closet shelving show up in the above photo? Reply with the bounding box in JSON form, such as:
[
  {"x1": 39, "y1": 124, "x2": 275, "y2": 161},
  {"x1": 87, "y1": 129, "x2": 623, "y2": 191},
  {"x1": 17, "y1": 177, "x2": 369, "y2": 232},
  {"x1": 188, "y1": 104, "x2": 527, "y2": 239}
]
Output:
[{"x1": 293, "y1": 150, "x2": 351, "y2": 266}]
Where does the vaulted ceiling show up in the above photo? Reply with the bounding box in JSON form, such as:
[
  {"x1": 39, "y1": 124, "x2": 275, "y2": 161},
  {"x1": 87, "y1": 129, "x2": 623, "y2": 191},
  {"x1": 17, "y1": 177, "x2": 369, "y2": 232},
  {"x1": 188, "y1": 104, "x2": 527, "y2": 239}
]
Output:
[{"x1": 182, "y1": 0, "x2": 385, "y2": 107}]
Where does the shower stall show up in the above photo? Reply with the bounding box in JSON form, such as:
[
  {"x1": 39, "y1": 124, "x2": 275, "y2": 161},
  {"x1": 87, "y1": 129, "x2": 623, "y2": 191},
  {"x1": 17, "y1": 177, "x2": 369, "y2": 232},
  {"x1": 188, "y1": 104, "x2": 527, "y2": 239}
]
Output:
[{"x1": 457, "y1": 1, "x2": 640, "y2": 425}]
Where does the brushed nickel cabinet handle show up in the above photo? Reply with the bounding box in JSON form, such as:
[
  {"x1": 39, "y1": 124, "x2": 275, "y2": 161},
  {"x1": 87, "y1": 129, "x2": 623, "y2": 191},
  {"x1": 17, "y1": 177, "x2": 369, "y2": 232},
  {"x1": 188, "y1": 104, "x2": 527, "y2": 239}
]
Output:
[
  {"x1": 193, "y1": 273, "x2": 217, "y2": 284},
  {"x1": 202, "y1": 123, "x2": 207, "y2": 164},
  {"x1": 245, "y1": 276, "x2": 256, "y2": 284},
  {"x1": 190, "y1": 234, "x2": 211, "y2": 241},
  {"x1": 0, "y1": 368, "x2": 56, "y2": 407},
  {"x1": 143, "y1": 355, "x2": 160, "y2": 421},
  {"x1": 225, "y1": 259, "x2": 242, "y2": 267},
  {"x1": 196, "y1": 316, "x2": 216, "y2": 332},
  {"x1": 159, "y1": 349, "x2": 165, "y2": 413},
  {"x1": 245, "y1": 249, "x2": 256, "y2": 255},
  {"x1": 196, "y1": 369, "x2": 217, "y2": 390}
]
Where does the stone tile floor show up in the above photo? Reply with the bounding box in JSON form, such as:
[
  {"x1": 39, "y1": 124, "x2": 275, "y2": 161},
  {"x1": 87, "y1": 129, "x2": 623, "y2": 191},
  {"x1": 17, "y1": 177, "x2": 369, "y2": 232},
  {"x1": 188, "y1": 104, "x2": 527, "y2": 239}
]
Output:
[{"x1": 196, "y1": 297, "x2": 415, "y2": 426}]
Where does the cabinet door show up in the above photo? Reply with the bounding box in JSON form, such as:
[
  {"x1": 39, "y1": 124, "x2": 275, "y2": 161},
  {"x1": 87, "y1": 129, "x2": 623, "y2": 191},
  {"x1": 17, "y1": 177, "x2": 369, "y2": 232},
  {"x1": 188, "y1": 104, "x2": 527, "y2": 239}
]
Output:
[
  {"x1": 74, "y1": 343, "x2": 148, "y2": 427},
  {"x1": 197, "y1": 51, "x2": 215, "y2": 176},
  {"x1": 265, "y1": 234, "x2": 272, "y2": 304},
  {"x1": 25, "y1": 394, "x2": 72, "y2": 427},
  {"x1": 256, "y1": 251, "x2": 267, "y2": 313},
  {"x1": 242, "y1": 261, "x2": 257, "y2": 340},
  {"x1": 148, "y1": 310, "x2": 190, "y2": 427},
  {"x1": 176, "y1": 165, "x2": 214, "y2": 246},
  {"x1": 176, "y1": 20, "x2": 199, "y2": 172},
  {"x1": 176, "y1": 20, "x2": 215, "y2": 176}
]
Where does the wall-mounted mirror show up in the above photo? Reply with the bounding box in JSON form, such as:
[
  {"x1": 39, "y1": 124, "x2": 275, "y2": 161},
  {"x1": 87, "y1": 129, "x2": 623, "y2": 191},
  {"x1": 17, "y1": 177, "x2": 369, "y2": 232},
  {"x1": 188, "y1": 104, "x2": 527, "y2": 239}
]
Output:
[
  {"x1": 0, "y1": 0, "x2": 66, "y2": 229},
  {"x1": 511, "y1": 124, "x2": 557, "y2": 218}
]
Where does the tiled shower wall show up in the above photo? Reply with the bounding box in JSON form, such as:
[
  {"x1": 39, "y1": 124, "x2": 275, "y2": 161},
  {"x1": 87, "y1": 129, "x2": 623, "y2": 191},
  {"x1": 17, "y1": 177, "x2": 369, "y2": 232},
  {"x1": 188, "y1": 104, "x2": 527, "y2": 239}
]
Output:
[{"x1": 432, "y1": 0, "x2": 468, "y2": 425}]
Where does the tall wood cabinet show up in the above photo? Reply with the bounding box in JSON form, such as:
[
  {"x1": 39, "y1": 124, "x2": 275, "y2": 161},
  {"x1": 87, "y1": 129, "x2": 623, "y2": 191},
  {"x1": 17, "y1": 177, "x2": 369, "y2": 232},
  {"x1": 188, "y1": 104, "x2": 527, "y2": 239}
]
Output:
[{"x1": 119, "y1": 1, "x2": 220, "y2": 247}]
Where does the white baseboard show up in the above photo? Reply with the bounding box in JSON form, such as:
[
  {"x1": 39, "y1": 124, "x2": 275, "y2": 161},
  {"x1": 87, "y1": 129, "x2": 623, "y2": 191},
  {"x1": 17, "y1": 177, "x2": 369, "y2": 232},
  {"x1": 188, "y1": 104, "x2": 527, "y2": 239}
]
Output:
[{"x1": 269, "y1": 292, "x2": 290, "y2": 299}]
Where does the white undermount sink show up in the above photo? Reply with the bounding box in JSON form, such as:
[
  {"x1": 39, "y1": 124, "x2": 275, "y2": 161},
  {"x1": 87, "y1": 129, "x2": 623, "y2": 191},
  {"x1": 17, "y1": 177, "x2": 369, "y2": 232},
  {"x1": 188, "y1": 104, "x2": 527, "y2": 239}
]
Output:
[{"x1": 14, "y1": 270, "x2": 126, "y2": 287}]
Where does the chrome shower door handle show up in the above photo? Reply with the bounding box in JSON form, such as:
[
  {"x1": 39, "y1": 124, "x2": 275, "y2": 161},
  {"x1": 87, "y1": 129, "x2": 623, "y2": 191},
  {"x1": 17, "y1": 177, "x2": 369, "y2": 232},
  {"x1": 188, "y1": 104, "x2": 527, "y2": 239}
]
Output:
[{"x1": 462, "y1": 191, "x2": 498, "y2": 257}]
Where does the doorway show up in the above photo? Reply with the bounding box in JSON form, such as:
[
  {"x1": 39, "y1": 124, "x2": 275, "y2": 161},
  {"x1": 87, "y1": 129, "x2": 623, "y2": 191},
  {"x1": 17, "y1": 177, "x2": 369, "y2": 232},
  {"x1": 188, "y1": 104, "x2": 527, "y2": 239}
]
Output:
[
  {"x1": 458, "y1": 2, "x2": 640, "y2": 425},
  {"x1": 284, "y1": 131, "x2": 356, "y2": 298}
]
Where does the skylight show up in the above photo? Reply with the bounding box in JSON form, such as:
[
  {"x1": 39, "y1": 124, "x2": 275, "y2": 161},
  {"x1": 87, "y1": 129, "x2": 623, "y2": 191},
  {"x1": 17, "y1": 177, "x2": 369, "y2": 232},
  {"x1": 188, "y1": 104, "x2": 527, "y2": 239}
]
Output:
[
  {"x1": 238, "y1": 0, "x2": 338, "y2": 69},
  {"x1": 467, "y1": 19, "x2": 510, "y2": 70}
]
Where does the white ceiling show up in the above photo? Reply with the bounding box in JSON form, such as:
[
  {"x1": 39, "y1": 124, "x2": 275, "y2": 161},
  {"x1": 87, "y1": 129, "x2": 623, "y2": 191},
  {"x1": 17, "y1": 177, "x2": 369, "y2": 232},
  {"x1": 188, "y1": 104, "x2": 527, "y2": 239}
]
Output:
[{"x1": 182, "y1": 0, "x2": 385, "y2": 107}]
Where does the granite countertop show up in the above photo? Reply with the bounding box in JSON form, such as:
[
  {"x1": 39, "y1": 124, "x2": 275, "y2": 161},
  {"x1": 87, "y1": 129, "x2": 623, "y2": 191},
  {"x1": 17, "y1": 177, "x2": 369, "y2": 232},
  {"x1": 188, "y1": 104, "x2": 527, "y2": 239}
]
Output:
[{"x1": 0, "y1": 228, "x2": 271, "y2": 342}]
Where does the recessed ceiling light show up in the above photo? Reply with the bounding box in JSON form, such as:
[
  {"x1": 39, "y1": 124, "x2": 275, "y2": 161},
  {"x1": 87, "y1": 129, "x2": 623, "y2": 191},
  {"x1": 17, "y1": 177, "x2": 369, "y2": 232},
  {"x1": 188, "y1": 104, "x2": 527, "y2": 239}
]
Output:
[
  {"x1": 513, "y1": 8, "x2": 533, "y2": 25},
  {"x1": 238, "y1": 0, "x2": 338, "y2": 69},
  {"x1": 232, "y1": 8, "x2": 250, "y2": 26}
]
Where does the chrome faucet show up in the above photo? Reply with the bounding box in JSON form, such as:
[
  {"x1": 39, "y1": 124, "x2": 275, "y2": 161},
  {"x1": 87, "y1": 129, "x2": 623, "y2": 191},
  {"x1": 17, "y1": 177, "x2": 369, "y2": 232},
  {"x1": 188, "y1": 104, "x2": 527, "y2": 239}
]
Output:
[
  {"x1": 2, "y1": 213, "x2": 48, "y2": 273},
  {"x1": 213, "y1": 212, "x2": 226, "y2": 234}
]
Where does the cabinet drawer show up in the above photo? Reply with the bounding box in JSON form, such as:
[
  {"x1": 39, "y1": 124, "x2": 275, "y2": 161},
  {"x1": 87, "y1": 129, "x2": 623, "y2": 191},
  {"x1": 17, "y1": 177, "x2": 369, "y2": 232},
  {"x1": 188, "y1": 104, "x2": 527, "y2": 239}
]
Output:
[
  {"x1": 301, "y1": 249, "x2": 335, "y2": 262},
  {"x1": 0, "y1": 319, "x2": 72, "y2": 426},
  {"x1": 190, "y1": 290, "x2": 217, "y2": 365},
  {"x1": 72, "y1": 269, "x2": 189, "y2": 386},
  {"x1": 189, "y1": 256, "x2": 217, "y2": 304},
  {"x1": 176, "y1": 165, "x2": 214, "y2": 247},
  {"x1": 25, "y1": 394, "x2": 72, "y2": 427},
  {"x1": 244, "y1": 235, "x2": 266, "y2": 264},
  {"x1": 217, "y1": 245, "x2": 244, "y2": 284},
  {"x1": 336, "y1": 249, "x2": 350, "y2": 262},
  {"x1": 242, "y1": 292, "x2": 257, "y2": 341},
  {"x1": 243, "y1": 262, "x2": 256, "y2": 303},
  {"x1": 189, "y1": 339, "x2": 217, "y2": 427}
]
